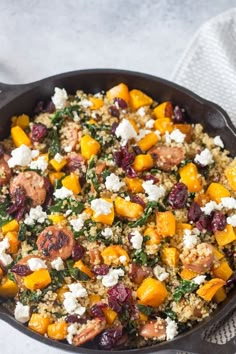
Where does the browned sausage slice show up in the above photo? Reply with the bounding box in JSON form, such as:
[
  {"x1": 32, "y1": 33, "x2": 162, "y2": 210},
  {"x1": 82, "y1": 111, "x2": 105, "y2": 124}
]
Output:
[
  {"x1": 139, "y1": 318, "x2": 166, "y2": 339},
  {"x1": 37, "y1": 226, "x2": 75, "y2": 260},
  {"x1": 10, "y1": 171, "x2": 46, "y2": 207},
  {"x1": 66, "y1": 152, "x2": 85, "y2": 172},
  {"x1": 72, "y1": 318, "x2": 106, "y2": 346},
  {"x1": 180, "y1": 243, "x2": 214, "y2": 273},
  {"x1": 149, "y1": 146, "x2": 184, "y2": 171},
  {"x1": 0, "y1": 155, "x2": 11, "y2": 185}
]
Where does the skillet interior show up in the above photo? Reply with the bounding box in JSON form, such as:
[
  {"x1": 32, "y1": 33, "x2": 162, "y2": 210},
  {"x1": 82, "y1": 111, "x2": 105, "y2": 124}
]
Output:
[{"x1": 0, "y1": 69, "x2": 236, "y2": 354}]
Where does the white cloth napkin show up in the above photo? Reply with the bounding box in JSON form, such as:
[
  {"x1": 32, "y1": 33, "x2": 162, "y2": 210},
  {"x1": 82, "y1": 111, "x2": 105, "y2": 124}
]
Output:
[{"x1": 172, "y1": 8, "x2": 236, "y2": 346}]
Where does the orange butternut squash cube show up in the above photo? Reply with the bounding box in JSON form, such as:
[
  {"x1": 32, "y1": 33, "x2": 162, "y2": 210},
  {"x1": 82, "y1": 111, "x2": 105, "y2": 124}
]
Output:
[
  {"x1": 47, "y1": 321, "x2": 68, "y2": 340},
  {"x1": 48, "y1": 214, "x2": 66, "y2": 225},
  {"x1": 133, "y1": 154, "x2": 154, "y2": 172},
  {"x1": 176, "y1": 223, "x2": 192, "y2": 237},
  {"x1": 89, "y1": 294, "x2": 101, "y2": 306},
  {"x1": 179, "y1": 162, "x2": 202, "y2": 192},
  {"x1": 180, "y1": 268, "x2": 198, "y2": 280},
  {"x1": 5, "y1": 231, "x2": 20, "y2": 254},
  {"x1": 137, "y1": 277, "x2": 168, "y2": 307},
  {"x1": 62, "y1": 173, "x2": 81, "y2": 195},
  {"x1": 50, "y1": 157, "x2": 67, "y2": 172},
  {"x1": 12, "y1": 114, "x2": 30, "y2": 129},
  {"x1": 225, "y1": 166, "x2": 236, "y2": 191},
  {"x1": 125, "y1": 177, "x2": 144, "y2": 193},
  {"x1": 154, "y1": 117, "x2": 174, "y2": 134},
  {"x1": 0, "y1": 276, "x2": 18, "y2": 297},
  {"x1": 73, "y1": 260, "x2": 94, "y2": 279},
  {"x1": 114, "y1": 197, "x2": 143, "y2": 220},
  {"x1": 156, "y1": 211, "x2": 176, "y2": 237},
  {"x1": 212, "y1": 247, "x2": 224, "y2": 260},
  {"x1": 215, "y1": 225, "x2": 236, "y2": 246},
  {"x1": 139, "y1": 312, "x2": 148, "y2": 322},
  {"x1": 49, "y1": 172, "x2": 65, "y2": 185},
  {"x1": 194, "y1": 193, "x2": 210, "y2": 207},
  {"x1": 129, "y1": 89, "x2": 153, "y2": 110},
  {"x1": 92, "y1": 198, "x2": 114, "y2": 225},
  {"x1": 23, "y1": 269, "x2": 51, "y2": 291},
  {"x1": 28, "y1": 313, "x2": 51, "y2": 335},
  {"x1": 214, "y1": 287, "x2": 227, "y2": 303},
  {"x1": 81, "y1": 135, "x2": 101, "y2": 160},
  {"x1": 89, "y1": 97, "x2": 104, "y2": 110},
  {"x1": 106, "y1": 83, "x2": 130, "y2": 104},
  {"x1": 144, "y1": 227, "x2": 162, "y2": 245},
  {"x1": 213, "y1": 261, "x2": 233, "y2": 281},
  {"x1": 88, "y1": 119, "x2": 97, "y2": 125},
  {"x1": 102, "y1": 307, "x2": 118, "y2": 324},
  {"x1": 206, "y1": 183, "x2": 230, "y2": 203},
  {"x1": 138, "y1": 132, "x2": 158, "y2": 151},
  {"x1": 197, "y1": 278, "x2": 226, "y2": 302},
  {"x1": 161, "y1": 247, "x2": 179, "y2": 267},
  {"x1": 2, "y1": 219, "x2": 19, "y2": 235},
  {"x1": 11, "y1": 126, "x2": 31, "y2": 147},
  {"x1": 101, "y1": 245, "x2": 130, "y2": 266},
  {"x1": 153, "y1": 102, "x2": 173, "y2": 120},
  {"x1": 56, "y1": 285, "x2": 69, "y2": 302}
]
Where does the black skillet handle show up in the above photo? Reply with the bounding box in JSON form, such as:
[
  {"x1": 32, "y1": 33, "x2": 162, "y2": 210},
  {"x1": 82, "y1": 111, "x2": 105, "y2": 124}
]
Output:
[{"x1": 0, "y1": 81, "x2": 30, "y2": 108}]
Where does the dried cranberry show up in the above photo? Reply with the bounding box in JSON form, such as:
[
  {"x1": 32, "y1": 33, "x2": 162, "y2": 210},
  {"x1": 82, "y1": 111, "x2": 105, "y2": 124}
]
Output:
[
  {"x1": 79, "y1": 175, "x2": 86, "y2": 188},
  {"x1": 130, "y1": 195, "x2": 146, "y2": 208},
  {"x1": 133, "y1": 146, "x2": 143, "y2": 155},
  {"x1": 45, "y1": 101, "x2": 55, "y2": 113},
  {"x1": 72, "y1": 243, "x2": 85, "y2": 261},
  {"x1": 125, "y1": 166, "x2": 137, "y2": 178},
  {"x1": 99, "y1": 325, "x2": 123, "y2": 350},
  {"x1": 7, "y1": 187, "x2": 28, "y2": 220},
  {"x1": 173, "y1": 106, "x2": 185, "y2": 123},
  {"x1": 111, "y1": 122, "x2": 118, "y2": 135},
  {"x1": 34, "y1": 100, "x2": 55, "y2": 114},
  {"x1": 196, "y1": 214, "x2": 211, "y2": 232},
  {"x1": 31, "y1": 123, "x2": 48, "y2": 142},
  {"x1": 90, "y1": 303, "x2": 106, "y2": 320},
  {"x1": 226, "y1": 274, "x2": 236, "y2": 286},
  {"x1": 34, "y1": 101, "x2": 44, "y2": 114},
  {"x1": 11, "y1": 264, "x2": 32, "y2": 276},
  {"x1": 168, "y1": 182, "x2": 188, "y2": 209},
  {"x1": 0, "y1": 144, "x2": 5, "y2": 158},
  {"x1": 188, "y1": 202, "x2": 202, "y2": 222},
  {"x1": 66, "y1": 315, "x2": 87, "y2": 324},
  {"x1": 114, "y1": 147, "x2": 135, "y2": 170},
  {"x1": 211, "y1": 211, "x2": 226, "y2": 232},
  {"x1": 108, "y1": 106, "x2": 120, "y2": 118},
  {"x1": 108, "y1": 283, "x2": 132, "y2": 313},
  {"x1": 93, "y1": 264, "x2": 109, "y2": 275},
  {"x1": 143, "y1": 174, "x2": 159, "y2": 183},
  {"x1": 67, "y1": 155, "x2": 84, "y2": 172},
  {"x1": 114, "y1": 98, "x2": 128, "y2": 109}
]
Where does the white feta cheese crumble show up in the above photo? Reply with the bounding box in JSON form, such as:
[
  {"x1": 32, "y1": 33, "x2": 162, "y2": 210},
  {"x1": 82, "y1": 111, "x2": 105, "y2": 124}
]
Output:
[
  {"x1": 192, "y1": 275, "x2": 206, "y2": 285},
  {"x1": 227, "y1": 214, "x2": 236, "y2": 227},
  {"x1": 27, "y1": 258, "x2": 47, "y2": 271},
  {"x1": 166, "y1": 317, "x2": 178, "y2": 340},
  {"x1": 214, "y1": 136, "x2": 224, "y2": 148},
  {"x1": 53, "y1": 186, "x2": 73, "y2": 199},
  {"x1": 68, "y1": 283, "x2": 88, "y2": 298},
  {"x1": 65, "y1": 209, "x2": 72, "y2": 216},
  {"x1": 165, "y1": 129, "x2": 186, "y2": 144},
  {"x1": 130, "y1": 230, "x2": 143, "y2": 250},
  {"x1": 63, "y1": 292, "x2": 86, "y2": 316},
  {"x1": 201, "y1": 201, "x2": 221, "y2": 215},
  {"x1": 14, "y1": 302, "x2": 30, "y2": 323},
  {"x1": 8, "y1": 144, "x2": 32, "y2": 168},
  {"x1": 54, "y1": 153, "x2": 64, "y2": 163},
  {"x1": 221, "y1": 197, "x2": 236, "y2": 209},
  {"x1": 136, "y1": 129, "x2": 151, "y2": 142},
  {"x1": 72, "y1": 111, "x2": 80, "y2": 122},
  {"x1": 91, "y1": 198, "x2": 113, "y2": 217},
  {"x1": 0, "y1": 238, "x2": 12, "y2": 266},
  {"x1": 105, "y1": 173, "x2": 125, "y2": 192},
  {"x1": 69, "y1": 214, "x2": 86, "y2": 232},
  {"x1": 101, "y1": 227, "x2": 113, "y2": 238},
  {"x1": 31, "y1": 150, "x2": 40, "y2": 159},
  {"x1": 102, "y1": 268, "x2": 124, "y2": 287},
  {"x1": 119, "y1": 255, "x2": 127, "y2": 264},
  {"x1": 153, "y1": 265, "x2": 169, "y2": 281},
  {"x1": 194, "y1": 148, "x2": 214, "y2": 166},
  {"x1": 51, "y1": 257, "x2": 65, "y2": 271},
  {"x1": 183, "y1": 229, "x2": 199, "y2": 249},
  {"x1": 24, "y1": 205, "x2": 47, "y2": 226},
  {"x1": 145, "y1": 119, "x2": 155, "y2": 129},
  {"x1": 29, "y1": 155, "x2": 48, "y2": 172},
  {"x1": 64, "y1": 145, "x2": 72, "y2": 153},
  {"x1": 115, "y1": 119, "x2": 137, "y2": 145},
  {"x1": 67, "y1": 323, "x2": 79, "y2": 344},
  {"x1": 137, "y1": 107, "x2": 146, "y2": 117},
  {"x1": 80, "y1": 99, "x2": 92, "y2": 108},
  {"x1": 52, "y1": 87, "x2": 68, "y2": 109},
  {"x1": 142, "y1": 180, "x2": 166, "y2": 201}
]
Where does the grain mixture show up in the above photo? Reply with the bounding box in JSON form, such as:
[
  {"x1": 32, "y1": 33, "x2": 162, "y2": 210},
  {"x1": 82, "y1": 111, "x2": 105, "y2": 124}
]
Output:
[{"x1": 0, "y1": 83, "x2": 235, "y2": 349}]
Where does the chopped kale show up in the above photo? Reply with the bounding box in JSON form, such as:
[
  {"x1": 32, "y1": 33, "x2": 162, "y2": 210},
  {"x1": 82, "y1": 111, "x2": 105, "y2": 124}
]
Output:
[
  {"x1": 50, "y1": 198, "x2": 84, "y2": 214},
  {"x1": 129, "y1": 201, "x2": 164, "y2": 227},
  {"x1": 137, "y1": 304, "x2": 154, "y2": 316},
  {"x1": 0, "y1": 200, "x2": 13, "y2": 227},
  {"x1": 48, "y1": 130, "x2": 60, "y2": 159},
  {"x1": 173, "y1": 280, "x2": 198, "y2": 302}
]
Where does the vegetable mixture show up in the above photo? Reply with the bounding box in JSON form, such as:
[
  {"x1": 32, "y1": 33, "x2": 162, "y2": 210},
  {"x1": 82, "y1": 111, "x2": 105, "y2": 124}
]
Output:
[{"x1": 0, "y1": 82, "x2": 235, "y2": 349}]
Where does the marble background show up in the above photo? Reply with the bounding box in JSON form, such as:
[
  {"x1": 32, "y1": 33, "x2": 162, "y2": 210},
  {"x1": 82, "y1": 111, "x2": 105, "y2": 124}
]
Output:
[{"x1": 0, "y1": 0, "x2": 236, "y2": 353}]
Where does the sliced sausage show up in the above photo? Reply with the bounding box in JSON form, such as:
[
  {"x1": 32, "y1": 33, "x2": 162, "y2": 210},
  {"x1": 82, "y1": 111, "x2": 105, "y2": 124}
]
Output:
[
  {"x1": 129, "y1": 263, "x2": 153, "y2": 284},
  {"x1": 180, "y1": 243, "x2": 214, "y2": 273},
  {"x1": 37, "y1": 226, "x2": 75, "y2": 260},
  {"x1": 10, "y1": 171, "x2": 46, "y2": 207},
  {"x1": 149, "y1": 146, "x2": 184, "y2": 171},
  {"x1": 66, "y1": 152, "x2": 85, "y2": 172},
  {"x1": 73, "y1": 318, "x2": 106, "y2": 346},
  {"x1": 89, "y1": 248, "x2": 102, "y2": 265},
  {"x1": 139, "y1": 318, "x2": 166, "y2": 340},
  {"x1": 60, "y1": 121, "x2": 79, "y2": 152},
  {"x1": 0, "y1": 155, "x2": 11, "y2": 185}
]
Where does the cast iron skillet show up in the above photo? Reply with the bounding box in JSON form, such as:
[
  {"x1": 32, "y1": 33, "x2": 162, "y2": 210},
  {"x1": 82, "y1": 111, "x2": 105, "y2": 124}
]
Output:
[{"x1": 0, "y1": 69, "x2": 236, "y2": 354}]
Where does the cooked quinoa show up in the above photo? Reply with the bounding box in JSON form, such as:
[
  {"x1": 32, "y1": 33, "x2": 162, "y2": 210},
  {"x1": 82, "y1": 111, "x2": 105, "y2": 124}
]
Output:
[{"x1": 0, "y1": 83, "x2": 235, "y2": 349}]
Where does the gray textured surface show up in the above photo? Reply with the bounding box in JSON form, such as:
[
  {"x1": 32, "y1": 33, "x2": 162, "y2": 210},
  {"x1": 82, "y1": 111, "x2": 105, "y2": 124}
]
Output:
[{"x1": 1, "y1": 0, "x2": 236, "y2": 353}]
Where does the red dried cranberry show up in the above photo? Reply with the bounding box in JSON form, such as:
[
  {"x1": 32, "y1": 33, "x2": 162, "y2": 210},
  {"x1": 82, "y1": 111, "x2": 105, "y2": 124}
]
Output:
[
  {"x1": 130, "y1": 195, "x2": 146, "y2": 208},
  {"x1": 93, "y1": 264, "x2": 109, "y2": 275},
  {"x1": 196, "y1": 214, "x2": 211, "y2": 232},
  {"x1": 45, "y1": 101, "x2": 55, "y2": 113},
  {"x1": 99, "y1": 325, "x2": 123, "y2": 350},
  {"x1": 114, "y1": 97, "x2": 128, "y2": 109},
  {"x1": 108, "y1": 283, "x2": 132, "y2": 313},
  {"x1": 108, "y1": 105, "x2": 120, "y2": 118},
  {"x1": 211, "y1": 211, "x2": 226, "y2": 232},
  {"x1": 34, "y1": 101, "x2": 45, "y2": 114},
  {"x1": 7, "y1": 186, "x2": 28, "y2": 220},
  {"x1": 11, "y1": 264, "x2": 32, "y2": 276},
  {"x1": 125, "y1": 166, "x2": 137, "y2": 178},
  {"x1": 0, "y1": 144, "x2": 5, "y2": 158},
  {"x1": 142, "y1": 174, "x2": 159, "y2": 183},
  {"x1": 34, "y1": 100, "x2": 55, "y2": 114},
  {"x1": 188, "y1": 202, "x2": 202, "y2": 222},
  {"x1": 31, "y1": 123, "x2": 48, "y2": 142},
  {"x1": 79, "y1": 175, "x2": 86, "y2": 188},
  {"x1": 133, "y1": 146, "x2": 143, "y2": 155},
  {"x1": 173, "y1": 106, "x2": 185, "y2": 123},
  {"x1": 72, "y1": 243, "x2": 85, "y2": 261},
  {"x1": 67, "y1": 154, "x2": 84, "y2": 172},
  {"x1": 114, "y1": 146, "x2": 135, "y2": 169},
  {"x1": 168, "y1": 182, "x2": 188, "y2": 209},
  {"x1": 66, "y1": 315, "x2": 87, "y2": 324},
  {"x1": 111, "y1": 122, "x2": 119, "y2": 135},
  {"x1": 90, "y1": 303, "x2": 106, "y2": 320}
]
